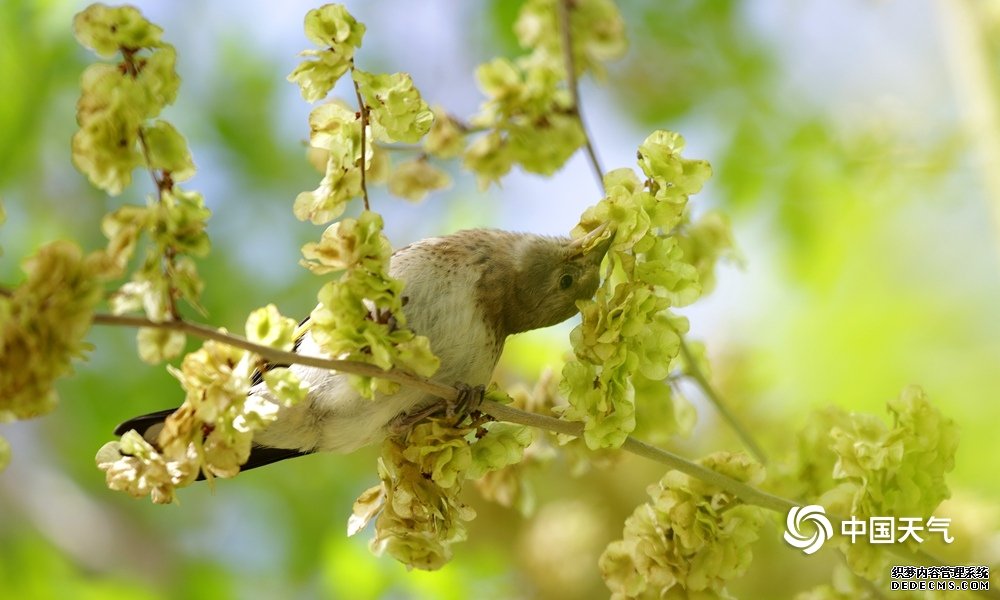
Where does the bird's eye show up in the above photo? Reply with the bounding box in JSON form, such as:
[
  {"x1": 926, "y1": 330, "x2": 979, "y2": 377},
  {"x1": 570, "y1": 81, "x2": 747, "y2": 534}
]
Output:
[{"x1": 558, "y1": 273, "x2": 574, "y2": 290}]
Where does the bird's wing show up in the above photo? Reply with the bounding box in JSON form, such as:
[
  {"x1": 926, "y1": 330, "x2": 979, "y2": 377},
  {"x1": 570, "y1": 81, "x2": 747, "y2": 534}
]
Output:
[
  {"x1": 113, "y1": 407, "x2": 313, "y2": 479},
  {"x1": 233, "y1": 445, "x2": 312, "y2": 476},
  {"x1": 109, "y1": 316, "x2": 316, "y2": 478},
  {"x1": 113, "y1": 407, "x2": 177, "y2": 437}
]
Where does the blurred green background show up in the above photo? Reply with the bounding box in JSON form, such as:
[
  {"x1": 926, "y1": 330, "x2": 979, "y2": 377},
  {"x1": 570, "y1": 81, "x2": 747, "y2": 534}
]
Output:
[{"x1": 1, "y1": 0, "x2": 998, "y2": 598}]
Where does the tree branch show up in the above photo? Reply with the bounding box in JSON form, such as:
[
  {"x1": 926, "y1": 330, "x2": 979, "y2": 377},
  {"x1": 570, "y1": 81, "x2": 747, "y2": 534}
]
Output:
[
  {"x1": 557, "y1": 0, "x2": 605, "y2": 194},
  {"x1": 351, "y1": 67, "x2": 371, "y2": 212},
  {"x1": 679, "y1": 338, "x2": 768, "y2": 464},
  {"x1": 484, "y1": 398, "x2": 794, "y2": 513},
  {"x1": 92, "y1": 312, "x2": 452, "y2": 399}
]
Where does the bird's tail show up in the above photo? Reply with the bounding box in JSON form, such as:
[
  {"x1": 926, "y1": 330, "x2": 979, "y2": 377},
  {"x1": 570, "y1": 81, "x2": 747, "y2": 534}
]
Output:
[{"x1": 112, "y1": 409, "x2": 311, "y2": 478}]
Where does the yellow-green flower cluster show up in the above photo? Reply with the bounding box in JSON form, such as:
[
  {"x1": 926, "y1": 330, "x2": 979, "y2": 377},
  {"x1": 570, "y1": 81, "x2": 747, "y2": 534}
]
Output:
[
  {"x1": 822, "y1": 386, "x2": 958, "y2": 579},
  {"x1": 104, "y1": 188, "x2": 211, "y2": 362},
  {"x1": 387, "y1": 158, "x2": 451, "y2": 202},
  {"x1": 97, "y1": 339, "x2": 253, "y2": 503},
  {"x1": 631, "y1": 372, "x2": 697, "y2": 445},
  {"x1": 562, "y1": 131, "x2": 712, "y2": 449},
  {"x1": 776, "y1": 406, "x2": 855, "y2": 502},
  {"x1": 463, "y1": 0, "x2": 626, "y2": 188},
  {"x1": 515, "y1": 0, "x2": 627, "y2": 78},
  {"x1": 294, "y1": 102, "x2": 370, "y2": 225},
  {"x1": 350, "y1": 418, "x2": 531, "y2": 570},
  {"x1": 287, "y1": 4, "x2": 365, "y2": 103},
  {"x1": 302, "y1": 211, "x2": 439, "y2": 397},
  {"x1": 467, "y1": 422, "x2": 534, "y2": 479},
  {"x1": 465, "y1": 58, "x2": 582, "y2": 185},
  {"x1": 289, "y1": 5, "x2": 440, "y2": 214},
  {"x1": 164, "y1": 342, "x2": 257, "y2": 474},
  {"x1": 384, "y1": 105, "x2": 464, "y2": 200},
  {"x1": 72, "y1": 4, "x2": 189, "y2": 195},
  {"x1": 369, "y1": 429, "x2": 475, "y2": 570},
  {"x1": 96, "y1": 308, "x2": 307, "y2": 503},
  {"x1": 600, "y1": 452, "x2": 767, "y2": 599},
  {"x1": 295, "y1": 77, "x2": 434, "y2": 214},
  {"x1": 422, "y1": 107, "x2": 466, "y2": 159},
  {"x1": 96, "y1": 429, "x2": 195, "y2": 505},
  {"x1": 73, "y1": 4, "x2": 209, "y2": 363},
  {"x1": 674, "y1": 211, "x2": 739, "y2": 297},
  {"x1": 1, "y1": 242, "x2": 104, "y2": 423},
  {"x1": 469, "y1": 376, "x2": 562, "y2": 514},
  {"x1": 353, "y1": 71, "x2": 434, "y2": 144},
  {"x1": 245, "y1": 303, "x2": 299, "y2": 352}
]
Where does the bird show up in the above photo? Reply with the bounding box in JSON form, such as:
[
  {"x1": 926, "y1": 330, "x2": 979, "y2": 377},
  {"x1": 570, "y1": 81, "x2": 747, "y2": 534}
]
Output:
[{"x1": 114, "y1": 228, "x2": 610, "y2": 476}]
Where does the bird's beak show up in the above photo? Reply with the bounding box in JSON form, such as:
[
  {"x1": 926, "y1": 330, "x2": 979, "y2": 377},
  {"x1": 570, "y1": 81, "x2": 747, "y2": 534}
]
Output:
[{"x1": 568, "y1": 223, "x2": 613, "y2": 265}]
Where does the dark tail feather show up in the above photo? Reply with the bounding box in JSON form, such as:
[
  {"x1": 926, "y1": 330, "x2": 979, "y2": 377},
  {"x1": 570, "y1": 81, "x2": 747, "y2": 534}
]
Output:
[
  {"x1": 113, "y1": 409, "x2": 312, "y2": 479},
  {"x1": 236, "y1": 445, "x2": 312, "y2": 475},
  {"x1": 114, "y1": 408, "x2": 178, "y2": 437}
]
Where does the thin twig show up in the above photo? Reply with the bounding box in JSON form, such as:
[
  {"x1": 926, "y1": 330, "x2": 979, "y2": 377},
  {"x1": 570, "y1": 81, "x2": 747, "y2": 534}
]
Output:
[
  {"x1": 488, "y1": 397, "x2": 796, "y2": 514},
  {"x1": 557, "y1": 0, "x2": 606, "y2": 194},
  {"x1": 92, "y1": 312, "x2": 451, "y2": 398},
  {"x1": 135, "y1": 127, "x2": 164, "y2": 195},
  {"x1": 679, "y1": 337, "x2": 769, "y2": 464},
  {"x1": 350, "y1": 67, "x2": 371, "y2": 212}
]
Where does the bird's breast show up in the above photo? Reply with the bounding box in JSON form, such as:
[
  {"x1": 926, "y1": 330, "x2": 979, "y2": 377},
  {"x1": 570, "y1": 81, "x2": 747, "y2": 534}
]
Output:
[{"x1": 396, "y1": 255, "x2": 504, "y2": 386}]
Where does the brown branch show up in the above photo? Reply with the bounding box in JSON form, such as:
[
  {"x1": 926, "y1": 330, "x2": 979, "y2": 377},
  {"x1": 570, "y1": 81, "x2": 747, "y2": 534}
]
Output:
[
  {"x1": 679, "y1": 338, "x2": 769, "y2": 464},
  {"x1": 135, "y1": 126, "x2": 164, "y2": 195},
  {"x1": 92, "y1": 312, "x2": 451, "y2": 398},
  {"x1": 557, "y1": 0, "x2": 605, "y2": 194},
  {"x1": 484, "y1": 399, "x2": 796, "y2": 514},
  {"x1": 350, "y1": 67, "x2": 371, "y2": 212}
]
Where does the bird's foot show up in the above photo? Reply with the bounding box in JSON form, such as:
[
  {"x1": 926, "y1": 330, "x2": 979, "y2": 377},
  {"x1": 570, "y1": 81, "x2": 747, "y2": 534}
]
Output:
[
  {"x1": 446, "y1": 382, "x2": 485, "y2": 419},
  {"x1": 387, "y1": 383, "x2": 485, "y2": 436},
  {"x1": 387, "y1": 405, "x2": 437, "y2": 436}
]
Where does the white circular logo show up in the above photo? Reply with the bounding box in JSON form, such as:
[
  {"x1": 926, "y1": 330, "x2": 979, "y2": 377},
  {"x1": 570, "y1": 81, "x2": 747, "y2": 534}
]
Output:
[{"x1": 784, "y1": 505, "x2": 833, "y2": 555}]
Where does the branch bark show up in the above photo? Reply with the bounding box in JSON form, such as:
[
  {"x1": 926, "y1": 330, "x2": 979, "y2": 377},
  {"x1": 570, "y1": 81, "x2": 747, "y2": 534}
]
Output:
[
  {"x1": 679, "y1": 338, "x2": 768, "y2": 464},
  {"x1": 351, "y1": 66, "x2": 371, "y2": 212}
]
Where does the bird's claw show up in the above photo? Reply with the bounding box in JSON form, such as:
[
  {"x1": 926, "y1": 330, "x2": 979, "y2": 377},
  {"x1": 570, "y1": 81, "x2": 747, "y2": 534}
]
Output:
[
  {"x1": 387, "y1": 382, "x2": 485, "y2": 436},
  {"x1": 447, "y1": 382, "x2": 485, "y2": 418}
]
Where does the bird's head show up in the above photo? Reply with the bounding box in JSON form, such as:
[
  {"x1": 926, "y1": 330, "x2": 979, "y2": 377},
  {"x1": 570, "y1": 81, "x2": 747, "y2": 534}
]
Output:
[{"x1": 496, "y1": 229, "x2": 611, "y2": 335}]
